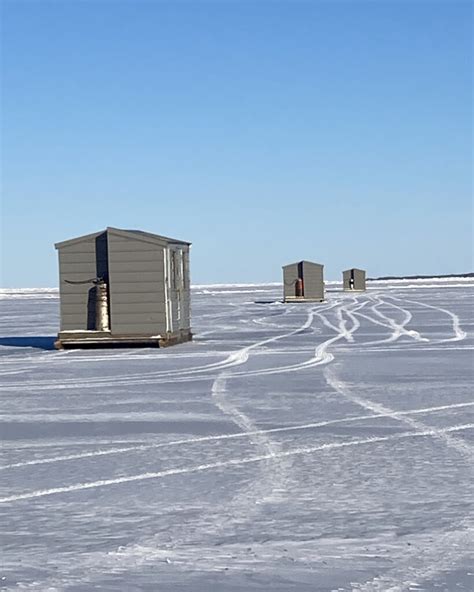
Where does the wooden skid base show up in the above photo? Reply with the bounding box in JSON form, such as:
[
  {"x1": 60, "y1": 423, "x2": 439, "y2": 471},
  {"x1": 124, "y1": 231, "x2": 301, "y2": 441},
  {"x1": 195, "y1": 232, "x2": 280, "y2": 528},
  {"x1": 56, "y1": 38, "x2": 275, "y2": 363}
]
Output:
[
  {"x1": 55, "y1": 330, "x2": 193, "y2": 350},
  {"x1": 283, "y1": 297, "x2": 325, "y2": 303}
]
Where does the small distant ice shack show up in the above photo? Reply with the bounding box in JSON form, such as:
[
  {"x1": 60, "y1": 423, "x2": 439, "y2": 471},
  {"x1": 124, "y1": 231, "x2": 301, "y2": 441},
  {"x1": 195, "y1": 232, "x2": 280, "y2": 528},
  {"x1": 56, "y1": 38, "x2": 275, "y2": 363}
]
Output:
[
  {"x1": 343, "y1": 268, "x2": 366, "y2": 291},
  {"x1": 54, "y1": 227, "x2": 192, "y2": 349},
  {"x1": 282, "y1": 260, "x2": 325, "y2": 302}
]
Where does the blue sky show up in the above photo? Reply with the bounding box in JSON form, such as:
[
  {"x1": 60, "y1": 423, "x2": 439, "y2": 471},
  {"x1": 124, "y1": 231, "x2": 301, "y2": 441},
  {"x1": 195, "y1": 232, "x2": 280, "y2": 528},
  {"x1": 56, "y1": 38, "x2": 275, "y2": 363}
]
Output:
[{"x1": 1, "y1": 0, "x2": 472, "y2": 286}]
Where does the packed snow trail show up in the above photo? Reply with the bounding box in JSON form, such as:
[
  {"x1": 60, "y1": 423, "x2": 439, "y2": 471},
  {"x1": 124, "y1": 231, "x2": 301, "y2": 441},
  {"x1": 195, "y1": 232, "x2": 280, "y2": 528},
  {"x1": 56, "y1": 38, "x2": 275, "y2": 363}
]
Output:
[
  {"x1": 357, "y1": 294, "x2": 429, "y2": 344},
  {"x1": 2, "y1": 423, "x2": 473, "y2": 504},
  {"x1": 0, "y1": 302, "x2": 336, "y2": 390},
  {"x1": 212, "y1": 373, "x2": 289, "y2": 502},
  {"x1": 387, "y1": 294, "x2": 467, "y2": 342},
  {"x1": 3, "y1": 400, "x2": 473, "y2": 471},
  {"x1": 324, "y1": 367, "x2": 474, "y2": 459}
]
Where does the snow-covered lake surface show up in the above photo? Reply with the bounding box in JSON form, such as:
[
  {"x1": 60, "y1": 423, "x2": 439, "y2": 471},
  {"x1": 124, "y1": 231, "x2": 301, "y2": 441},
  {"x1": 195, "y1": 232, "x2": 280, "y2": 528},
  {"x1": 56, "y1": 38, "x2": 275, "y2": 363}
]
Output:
[{"x1": 1, "y1": 280, "x2": 473, "y2": 591}]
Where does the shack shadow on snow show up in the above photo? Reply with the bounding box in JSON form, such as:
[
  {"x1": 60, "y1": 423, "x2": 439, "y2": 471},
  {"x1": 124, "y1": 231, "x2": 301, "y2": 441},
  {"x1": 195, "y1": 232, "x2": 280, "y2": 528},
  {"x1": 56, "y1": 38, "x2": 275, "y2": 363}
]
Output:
[
  {"x1": 0, "y1": 336, "x2": 56, "y2": 350},
  {"x1": 254, "y1": 300, "x2": 282, "y2": 304}
]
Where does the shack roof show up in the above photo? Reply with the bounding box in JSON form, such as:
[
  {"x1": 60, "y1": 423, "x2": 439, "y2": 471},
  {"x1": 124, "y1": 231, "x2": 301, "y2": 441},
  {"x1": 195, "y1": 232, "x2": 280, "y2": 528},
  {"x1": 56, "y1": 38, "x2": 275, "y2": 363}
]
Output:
[
  {"x1": 55, "y1": 227, "x2": 191, "y2": 249},
  {"x1": 282, "y1": 260, "x2": 324, "y2": 269}
]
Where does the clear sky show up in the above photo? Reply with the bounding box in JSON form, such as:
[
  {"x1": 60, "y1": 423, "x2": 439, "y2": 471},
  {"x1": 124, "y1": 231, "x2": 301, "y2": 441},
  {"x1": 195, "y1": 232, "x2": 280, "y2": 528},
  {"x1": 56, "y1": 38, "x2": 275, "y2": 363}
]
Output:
[{"x1": 1, "y1": 0, "x2": 472, "y2": 287}]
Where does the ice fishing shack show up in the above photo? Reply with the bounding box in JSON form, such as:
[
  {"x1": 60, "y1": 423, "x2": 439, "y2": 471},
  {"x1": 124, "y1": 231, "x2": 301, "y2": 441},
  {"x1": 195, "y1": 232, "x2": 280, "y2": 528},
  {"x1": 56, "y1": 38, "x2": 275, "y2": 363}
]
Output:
[
  {"x1": 342, "y1": 268, "x2": 366, "y2": 291},
  {"x1": 282, "y1": 260, "x2": 325, "y2": 302},
  {"x1": 54, "y1": 227, "x2": 192, "y2": 349}
]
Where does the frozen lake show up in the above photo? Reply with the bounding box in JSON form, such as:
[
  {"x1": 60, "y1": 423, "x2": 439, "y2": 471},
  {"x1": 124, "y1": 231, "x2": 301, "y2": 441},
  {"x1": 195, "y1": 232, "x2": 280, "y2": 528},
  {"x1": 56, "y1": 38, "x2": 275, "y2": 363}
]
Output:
[{"x1": 1, "y1": 280, "x2": 473, "y2": 591}]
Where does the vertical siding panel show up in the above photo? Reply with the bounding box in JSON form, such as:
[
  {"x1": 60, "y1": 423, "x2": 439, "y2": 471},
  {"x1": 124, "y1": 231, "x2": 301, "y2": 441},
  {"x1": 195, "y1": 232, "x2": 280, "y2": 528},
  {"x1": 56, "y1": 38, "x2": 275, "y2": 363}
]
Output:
[
  {"x1": 108, "y1": 232, "x2": 167, "y2": 335},
  {"x1": 57, "y1": 240, "x2": 98, "y2": 330},
  {"x1": 354, "y1": 269, "x2": 366, "y2": 291},
  {"x1": 283, "y1": 263, "x2": 299, "y2": 300},
  {"x1": 343, "y1": 270, "x2": 351, "y2": 290},
  {"x1": 302, "y1": 262, "x2": 324, "y2": 300}
]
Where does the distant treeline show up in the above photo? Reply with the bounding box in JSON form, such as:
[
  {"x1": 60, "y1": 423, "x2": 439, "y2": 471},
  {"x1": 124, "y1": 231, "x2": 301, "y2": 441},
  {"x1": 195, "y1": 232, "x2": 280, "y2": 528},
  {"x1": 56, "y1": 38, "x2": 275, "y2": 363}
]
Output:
[{"x1": 367, "y1": 272, "x2": 474, "y2": 281}]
